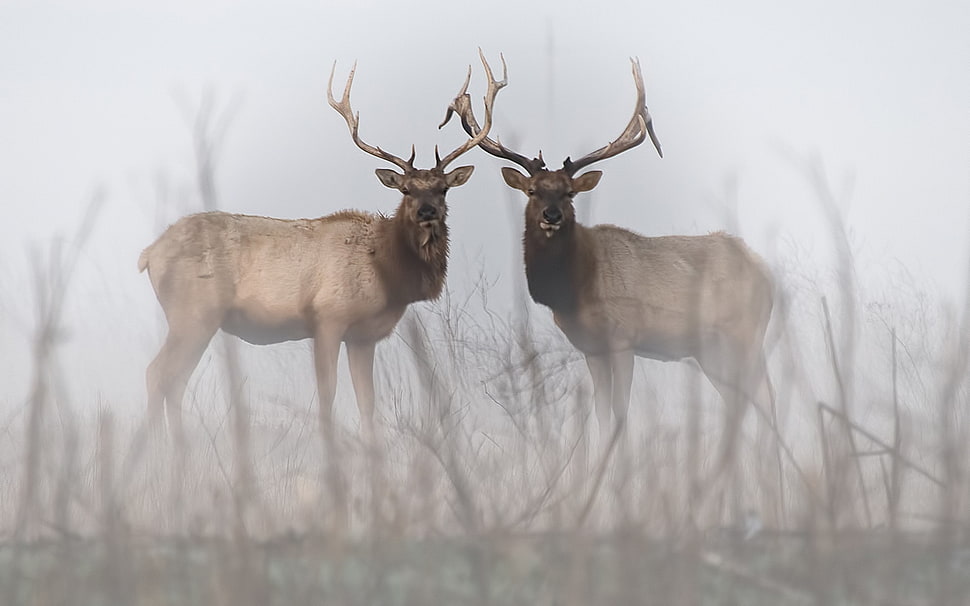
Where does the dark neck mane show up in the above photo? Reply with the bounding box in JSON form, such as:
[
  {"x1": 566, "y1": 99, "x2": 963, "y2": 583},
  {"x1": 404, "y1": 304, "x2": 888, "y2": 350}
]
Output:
[
  {"x1": 377, "y1": 212, "x2": 449, "y2": 306},
  {"x1": 523, "y1": 223, "x2": 591, "y2": 315}
]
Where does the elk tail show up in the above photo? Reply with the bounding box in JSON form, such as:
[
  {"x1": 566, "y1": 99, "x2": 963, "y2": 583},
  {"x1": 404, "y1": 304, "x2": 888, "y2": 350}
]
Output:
[{"x1": 138, "y1": 246, "x2": 151, "y2": 273}]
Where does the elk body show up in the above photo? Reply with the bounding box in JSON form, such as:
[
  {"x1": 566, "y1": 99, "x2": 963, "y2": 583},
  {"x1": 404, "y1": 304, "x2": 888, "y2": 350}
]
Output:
[
  {"x1": 141, "y1": 51, "x2": 506, "y2": 440},
  {"x1": 443, "y1": 59, "x2": 775, "y2": 464}
]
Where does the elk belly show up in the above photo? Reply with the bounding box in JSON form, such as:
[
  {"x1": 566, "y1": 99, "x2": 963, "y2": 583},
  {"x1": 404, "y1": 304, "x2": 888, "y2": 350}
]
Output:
[
  {"x1": 221, "y1": 305, "x2": 312, "y2": 345},
  {"x1": 345, "y1": 306, "x2": 406, "y2": 342}
]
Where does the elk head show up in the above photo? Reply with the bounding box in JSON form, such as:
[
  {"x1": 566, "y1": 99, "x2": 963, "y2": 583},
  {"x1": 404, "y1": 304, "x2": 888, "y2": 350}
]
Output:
[
  {"x1": 329, "y1": 50, "x2": 506, "y2": 255},
  {"x1": 440, "y1": 57, "x2": 662, "y2": 244}
]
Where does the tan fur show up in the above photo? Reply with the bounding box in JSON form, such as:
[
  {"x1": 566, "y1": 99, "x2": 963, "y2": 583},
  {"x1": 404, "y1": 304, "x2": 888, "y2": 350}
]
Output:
[
  {"x1": 559, "y1": 227, "x2": 773, "y2": 360},
  {"x1": 141, "y1": 210, "x2": 433, "y2": 344}
]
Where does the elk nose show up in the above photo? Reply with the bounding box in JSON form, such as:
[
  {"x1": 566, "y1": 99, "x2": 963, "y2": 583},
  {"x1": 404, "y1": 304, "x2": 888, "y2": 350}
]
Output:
[
  {"x1": 417, "y1": 204, "x2": 438, "y2": 221},
  {"x1": 542, "y1": 207, "x2": 563, "y2": 224}
]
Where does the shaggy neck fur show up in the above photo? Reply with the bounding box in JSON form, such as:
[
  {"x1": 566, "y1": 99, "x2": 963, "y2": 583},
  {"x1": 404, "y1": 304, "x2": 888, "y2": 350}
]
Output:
[
  {"x1": 377, "y1": 208, "x2": 449, "y2": 306},
  {"x1": 523, "y1": 220, "x2": 592, "y2": 315}
]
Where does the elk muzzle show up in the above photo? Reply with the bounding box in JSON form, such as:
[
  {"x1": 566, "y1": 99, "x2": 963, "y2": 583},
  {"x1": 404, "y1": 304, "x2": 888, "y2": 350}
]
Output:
[
  {"x1": 417, "y1": 203, "x2": 442, "y2": 247},
  {"x1": 540, "y1": 207, "x2": 563, "y2": 237},
  {"x1": 417, "y1": 203, "x2": 438, "y2": 222}
]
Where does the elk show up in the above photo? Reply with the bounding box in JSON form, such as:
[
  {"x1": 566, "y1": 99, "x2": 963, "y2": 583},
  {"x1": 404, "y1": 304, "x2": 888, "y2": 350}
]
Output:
[
  {"x1": 442, "y1": 58, "x2": 775, "y2": 467},
  {"x1": 140, "y1": 51, "x2": 506, "y2": 441}
]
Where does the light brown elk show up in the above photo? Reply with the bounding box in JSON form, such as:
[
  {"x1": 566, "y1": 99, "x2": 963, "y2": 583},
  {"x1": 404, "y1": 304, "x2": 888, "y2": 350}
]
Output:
[
  {"x1": 140, "y1": 51, "x2": 506, "y2": 440},
  {"x1": 442, "y1": 58, "x2": 775, "y2": 466}
]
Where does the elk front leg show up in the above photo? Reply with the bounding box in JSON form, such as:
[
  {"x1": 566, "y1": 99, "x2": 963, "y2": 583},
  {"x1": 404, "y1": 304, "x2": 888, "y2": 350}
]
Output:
[
  {"x1": 585, "y1": 353, "x2": 614, "y2": 446},
  {"x1": 346, "y1": 340, "x2": 377, "y2": 443},
  {"x1": 609, "y1": 350, "x2": 634, "y2": 432},
  {"x1": 313, "y1": 331, "x2": 342, "y2": 440}
]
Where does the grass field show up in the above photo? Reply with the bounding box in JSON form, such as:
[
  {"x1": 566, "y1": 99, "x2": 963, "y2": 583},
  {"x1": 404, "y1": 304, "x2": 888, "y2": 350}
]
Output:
[{"x1": 3, "y1": 271, "x2": 969, "y2": 604}]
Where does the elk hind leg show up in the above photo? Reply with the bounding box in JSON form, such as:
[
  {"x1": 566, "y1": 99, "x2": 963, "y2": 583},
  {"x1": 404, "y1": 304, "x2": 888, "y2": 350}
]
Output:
[
  {"x1": 697, "y1": 343, "x2": 770, "y2": 521},
  {"x1": 716, "y1": 349, "x2": 777, "y2": 464},
  {"x1": 146, "y1": 322, "x2": 218, "y2": 443},
  {"x1": 313, "y1": 330, "x2": 349, "y2": 532}
]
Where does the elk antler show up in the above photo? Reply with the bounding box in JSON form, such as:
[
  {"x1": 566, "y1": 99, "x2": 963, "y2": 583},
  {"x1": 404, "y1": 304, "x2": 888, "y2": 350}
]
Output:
[
  {"x1": 328, "y1": 62, "x2": 417, "y2": 172},
  {"x1": 561, "y1": 58, "x2": 663, "y2": 176},
  {"x1": 439, "y1": 53, "x2": 547, "y2": 176},
  {"x1": 434, "y1": 49, "x2": 508, "y2": 171}
]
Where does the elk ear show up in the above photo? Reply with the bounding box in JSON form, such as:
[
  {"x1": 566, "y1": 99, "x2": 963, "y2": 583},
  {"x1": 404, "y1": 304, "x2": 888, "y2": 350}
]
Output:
[
  {"x1": 375, "y1": 168, "x2": 405, "y2": 190},
  {"x1": 501, "y1": 167, "x2": 530, "y2": 192},
  {"x1": 445, "y1": 165, "x2": 474, "y2": 188},
  {"x1": 573, "y1": 171, "x2": 603, "y2": 193}
]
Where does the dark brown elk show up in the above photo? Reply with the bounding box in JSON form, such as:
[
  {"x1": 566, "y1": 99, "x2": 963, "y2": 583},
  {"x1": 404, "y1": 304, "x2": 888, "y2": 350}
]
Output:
[
  {"x1": 441, "y1": 58, "x2": 774, "y2": 468},
  {"x1": 140, "y1": 51, "x2": 506, "y2": 440}
]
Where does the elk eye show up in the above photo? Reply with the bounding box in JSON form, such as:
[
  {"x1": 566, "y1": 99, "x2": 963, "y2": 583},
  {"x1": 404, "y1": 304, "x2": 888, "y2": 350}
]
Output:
[
  {"x1": 401, "y1": 188, "x2": 410, "y2": 195},
  {"x1": 527, "y1": 189, "x2": 535, "y2": 196}
]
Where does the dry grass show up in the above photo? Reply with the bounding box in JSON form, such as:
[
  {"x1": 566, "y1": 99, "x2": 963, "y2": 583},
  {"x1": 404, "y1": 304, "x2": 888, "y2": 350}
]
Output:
[{"x1": 3, "y1": 242, "x2": 969, "y2": 604}]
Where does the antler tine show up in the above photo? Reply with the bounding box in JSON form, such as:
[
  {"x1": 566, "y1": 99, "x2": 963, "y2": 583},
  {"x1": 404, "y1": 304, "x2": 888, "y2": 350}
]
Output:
[
  {"x1": 631, "y1": 57, "x2": 663, "y2": 159},
  {"x1": 327, "y1": 61, "x2": 414, "y2": 172},
  {"x1": 457, "y1": 63, "x2": 473, "y2": 97},
  {"x1": 439, "y1": 52, "x2": 546, "y2": 175},
  {"x1": 435, "y1": 49, "x2": 509, "y2": 171},
  {"x1": 562, "y1": 57, "x2": 663, "y2": 176},
  {"x1": 437, "y1": 65, "x2": 472, "y2": 132}
]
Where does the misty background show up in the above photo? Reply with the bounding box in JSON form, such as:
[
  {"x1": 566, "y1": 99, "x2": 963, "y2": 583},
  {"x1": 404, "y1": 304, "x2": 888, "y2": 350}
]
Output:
[{"x1": 1, "y1": 0, "x2": 968, "y2": 420}]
